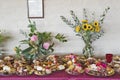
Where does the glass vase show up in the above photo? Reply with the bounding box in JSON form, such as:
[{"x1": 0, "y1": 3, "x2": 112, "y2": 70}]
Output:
[
  {"x1": 83, "y1": 42, "x2": 94, "y2": 58},
  {"x1": 82, "y1": 33, "x2": 94, "y2": 58}
]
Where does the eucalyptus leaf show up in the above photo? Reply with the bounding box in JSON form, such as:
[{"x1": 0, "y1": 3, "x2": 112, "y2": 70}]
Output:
[{"x1": 60, "y1": 16, "x2": 75, "y2": 27}]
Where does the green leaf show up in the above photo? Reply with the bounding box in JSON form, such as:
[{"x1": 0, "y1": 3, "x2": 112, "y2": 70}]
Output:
[
  {"x1": 23, "y1": 52, "x2": 32, "y2": 60},
  {"x1": 28, "y1": 20, "x2": 37, "y2": 33},
  {"x1": 40, "y1": 48, "x2": 49, "y2": 55},
  {"x1": 20, "y1": 40, "x2": 29, "y2": 44},
  {"x1": 14, "y1": 46, "x2": 22, "y2": 58},
  {"x1": 83, "y1": 8, "x2": 88, "y2": 20},
  {"x1": 60, "y1": 16, "x2": 75, "y2": 27},
  {"x1": 99, "y1": 7, "x2": 110, "y2": 25},
  {"x1": 49, "y1": 43, "x2": 54, "y2": 48},
  {"x1": 20, "y1": 30, "x2": 28, "y2": 38},
  {"x1": 76, "y1": 33, "x2": 82, "y2": 37},
  {"x1": 70, "y1": 10, "x2": 81, "y2": 25},
  {"x1": 22, "y1": 47, "x2": 33, "y2": 54},
  {"x1": 39, "y1": 32, "x2": 52, "y2": 42},
  {"x1": 50, "y1": 48, "x2": 54, "y2": 52},
  {"x1": 55, "y1": 33, "x2": 67, "y2": 42}
]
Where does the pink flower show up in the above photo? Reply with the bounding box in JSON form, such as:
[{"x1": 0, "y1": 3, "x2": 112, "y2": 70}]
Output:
[
  {"x1": 30, "y1": 35, "x2": 38, "y2": 41},
  {"x1": 43, "y1": 42, "x2": 50, "y2": 49}
]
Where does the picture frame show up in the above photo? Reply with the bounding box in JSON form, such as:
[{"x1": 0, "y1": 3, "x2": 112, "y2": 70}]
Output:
[{"x1": 27, "y1": 0, "x2": 44, "y2": 18}]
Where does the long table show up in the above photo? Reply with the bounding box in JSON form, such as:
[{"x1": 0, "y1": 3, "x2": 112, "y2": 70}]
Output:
[{"x1": 0, "y1": 70, "x2": 120, "y2": 80}]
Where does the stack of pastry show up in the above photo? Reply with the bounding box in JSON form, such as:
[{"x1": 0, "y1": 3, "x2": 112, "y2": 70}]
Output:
[
  {"x1": 46, "y1": 55, "x2": 65, "y2": 71},
  {"x1": 85, "y1": 60, "x2": 114, "y2": 77},
  {"x1": 33, "y1": 59, "x2": 52, "y2": 76},
  {"x1": 112, "y1": 56, "x2": 120, "y2": 73},
  {"x1": 13, "y1": 58, "x2": 33, "y2": 76},
  {"x1": 65, "y1": 54, "x2": 84, "y2": 75},
  {"x1": 0, "y1": 56, "x2": 16, "y2": 75}
]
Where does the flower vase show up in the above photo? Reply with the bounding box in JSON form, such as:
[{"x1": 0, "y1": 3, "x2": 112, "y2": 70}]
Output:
[
  {"x1": 83, "y1": 42, "x2": 94, "y2": 58},
  {"x1": 82, "y1": 33, "x2": 94, "y2": 58}
]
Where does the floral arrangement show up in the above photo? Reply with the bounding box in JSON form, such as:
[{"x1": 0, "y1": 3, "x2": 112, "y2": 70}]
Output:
[
  {"x1": 14, "y1": 20, "x2": 67, "y2": 61},
  {"x1": 61, "y1": 7, "x2": 110, "y2": 58}
]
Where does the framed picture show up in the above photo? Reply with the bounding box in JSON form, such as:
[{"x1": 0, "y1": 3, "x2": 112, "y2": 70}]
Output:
[{"x1": 27, "y1": 0, "x2": 44, "y2": 18}]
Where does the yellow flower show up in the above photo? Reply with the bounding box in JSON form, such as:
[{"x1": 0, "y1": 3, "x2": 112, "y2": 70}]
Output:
[
  {"x1": 94, "y1": 21, "x2": 99, "y2": 26},
  {"x1": 91, "y1": 28, "x2": 94, "y2": 32},
  {"x1": 82, "y1": 24, "x2": 88, "y2": 31},
  {"x1": 82, "y1": 20, "x2": 88, "y2": 23},
  {"x1": 75, "y1": 26, "x2": 80, "y2": 32},
  {"x1": 87, "y1": 24, "x2": 93, "y2": 30},
  {"x1": 95, "y1": 26, "x2": 100, "y2": 32}
]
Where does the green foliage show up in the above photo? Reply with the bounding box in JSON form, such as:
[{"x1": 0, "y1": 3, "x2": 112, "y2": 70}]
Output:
[
  {"x1": 0, "y1": 34, "x2": 10, "y2": 44},
  {"x1": 60, "y1": 16, "x2": 74, "y2": 27},
  {"x1": 0, "y1": 31, "x2": 10, "y2": 56},
  {"x1": 14, "y1": 46, "x2": 22, "y2": 58},
  {"x1": 15, "y1": 20, "x2": 67, "y2": 60},
  {"x1": 99, "y1": 7, "x2": 110, "y2": 25},
  {"x1": 55, "y1": 33, "x2": 67, "y2": 42}
]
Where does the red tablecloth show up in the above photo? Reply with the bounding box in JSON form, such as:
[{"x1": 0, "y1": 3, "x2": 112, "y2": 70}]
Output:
[{"x1": 0, "y1": 71, "x2": 120, "y2": 80}]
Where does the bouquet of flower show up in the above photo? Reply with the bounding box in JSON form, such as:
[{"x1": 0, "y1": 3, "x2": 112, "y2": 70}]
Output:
[
  {"x1": 61, "y1": 7, "x2": 110, "y2": 58},
  {"x1": 14, "y1": 20, "x2": 67, "y2": 61}
]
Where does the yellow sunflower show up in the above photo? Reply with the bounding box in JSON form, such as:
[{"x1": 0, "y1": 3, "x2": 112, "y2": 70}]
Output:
[
  {"x1": 93, "y1": 21, "x2": 99, "y2": 26},
  {"x1": 82, "y1": 24, "x2": 88, "y2": 31},
  {"x1": 87, "y1": 24, "x2": 93, "y2": 30},
  {"x1": 75, "y1": 26, "x2": 80, "y2": 32},
  {"x1": 91, "y1": 28, "x2": 94, "y2": 32},
  {"x1": 82, "y1": 20, "x2": 88, "y2": 23},
  {"x1": 95, "y1": 26, "x2": 100, "y2": 32}
]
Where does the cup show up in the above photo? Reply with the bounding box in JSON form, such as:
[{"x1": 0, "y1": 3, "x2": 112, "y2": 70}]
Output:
[{"x1": 106, "y1": 54, "x2": 113, "y2": 63}]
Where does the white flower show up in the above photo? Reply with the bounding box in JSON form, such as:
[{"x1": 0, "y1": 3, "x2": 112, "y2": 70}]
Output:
[{"x1": 58, "y1": 65, "x2": 65, "y2": 70}]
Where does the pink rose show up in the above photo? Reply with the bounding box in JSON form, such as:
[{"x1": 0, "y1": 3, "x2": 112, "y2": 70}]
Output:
[
  {"x1": 30, "y1": 35, "x2": 38, "y2": 41},
  {"x1": 43, "y1": 42, "x2": 50, "y2": 49}
]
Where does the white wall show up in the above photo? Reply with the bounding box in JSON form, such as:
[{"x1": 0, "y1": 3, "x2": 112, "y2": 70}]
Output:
[{"x1": 0, "y1": 0, "x2": 120, "y2": 56}]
